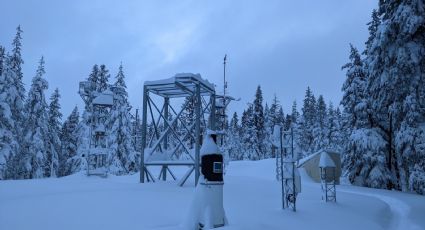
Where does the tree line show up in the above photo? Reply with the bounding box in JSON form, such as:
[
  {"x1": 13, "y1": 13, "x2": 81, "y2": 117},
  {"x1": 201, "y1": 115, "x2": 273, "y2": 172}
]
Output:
[
  {"x1": 224, "y1": 0, "x2": 425, "y2": 195},
  {"x1": 1, "y1": 0, "x2": 423, "y2": 195},
  {"x1": 224, "y1": 86, "x2": 343, "y2": 162},
  {"x1": 0, "y1": 26, "x2": 139, "y2": 180}
]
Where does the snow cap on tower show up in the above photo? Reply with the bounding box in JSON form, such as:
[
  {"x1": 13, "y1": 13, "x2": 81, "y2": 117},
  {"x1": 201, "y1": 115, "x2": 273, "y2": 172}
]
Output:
[
  {"x1": 200, "y1": 130, "x2": 220, "y2": 156},
  {"x1": 319, "y1": 151, "x2": 336, "y2": 168}
]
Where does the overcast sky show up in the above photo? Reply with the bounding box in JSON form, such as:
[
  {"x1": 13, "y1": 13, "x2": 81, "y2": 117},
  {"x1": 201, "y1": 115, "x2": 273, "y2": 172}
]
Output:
[{"x1": 0, "y1": 0, "x2": 377, "y2": 118}]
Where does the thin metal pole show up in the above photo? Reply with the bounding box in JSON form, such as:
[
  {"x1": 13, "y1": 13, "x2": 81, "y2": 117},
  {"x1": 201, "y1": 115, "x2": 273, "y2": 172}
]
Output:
[
  {"x1": 140, "y1": 86, "x2": 148, "y2": 183},
  {"x1": 291, "y1": 127, "x2": 296, "y2": 211},
  {"x1": 222, "y1": 54, "x2": 227, "y2": 146},
  {"x1": 223, "y1": 54, "x2": 227, "y2": 100},
  {"x1": 135, "y1": 109, "x2": 139, "y2": 152},
  {"x1": 279, "y1": 126, "x2": 285, "y2": 209},
  {"x1": 164, "y1": 97, "x2": 169, "y2": 151},
  {"x1": 195, "y1": 84, "x2": 201, "y2": 185},
  {"x1": 210, "y1": 94, "x2": 216, "y2": 130}
]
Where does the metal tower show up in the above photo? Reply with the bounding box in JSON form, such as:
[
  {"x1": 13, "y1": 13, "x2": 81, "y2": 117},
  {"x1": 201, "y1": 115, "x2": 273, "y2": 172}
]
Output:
[
  {"x1": 139, "y1": 73, "x2": 217, "y2": 186},
  {"x1": 79, "y1": 81, "x2": 114, "y2": 177},
  {"x1": 276, "y1": 127, "x2": 300, "y2": 211},
  {"x1": 319, "y1": 152, "x2": 337, "y2": 202}
]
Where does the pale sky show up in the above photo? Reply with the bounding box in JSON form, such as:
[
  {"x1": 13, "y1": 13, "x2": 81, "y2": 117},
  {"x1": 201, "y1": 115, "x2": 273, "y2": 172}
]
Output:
[{"x1": 0, "y1": 0, "x2": 377, "y2": 118}]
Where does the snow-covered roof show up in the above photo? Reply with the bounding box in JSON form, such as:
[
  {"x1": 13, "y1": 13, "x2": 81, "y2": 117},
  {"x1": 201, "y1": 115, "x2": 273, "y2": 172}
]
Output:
[
  {"x1": 215, "y1": 99, "x2": 226, "y2": 108},
  {"x1": 144, "y1": 73, "x2": 215, "y2": 98},
  {"x1": 297, "y1": 149, "x2": 340, "y2": 167},
  {"x1": 319, "y1": 152, "x2": 336, "y2": 168},
  {"x1": 200, "y1": 133, "x2": 220, "y2": 156},
  {"x1": 93, "y1": 91, "x2": 114, "y2": 106}
]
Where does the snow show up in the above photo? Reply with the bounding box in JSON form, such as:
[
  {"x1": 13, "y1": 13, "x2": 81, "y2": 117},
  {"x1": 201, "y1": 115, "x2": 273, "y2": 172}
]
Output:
[
  {"x1": 297, "y1": 150, "x2": 321, "y2": 167},
  {"x1": 183, "y1": 176, "x2": 227, "y2": 229},
  {"x1": 200, "y1": 133, "x2": 220, "y2": 156},
  {"x1": 1, "y1": 159, "x2": 425, "y2": 230},
  {"x1": 144, "y1": 73, "x2": 215, "y2": 91},
  {"x1": 319, "y1": 152, "x2": 336, "y2": 168},
  {"x1": 92, "y1": 91, "x2": 113, "y2": 106}
]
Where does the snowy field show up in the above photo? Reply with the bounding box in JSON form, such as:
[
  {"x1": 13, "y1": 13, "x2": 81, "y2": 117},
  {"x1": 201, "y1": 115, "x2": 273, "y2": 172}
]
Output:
[{"x1": 1, "y1": 159, "x2": 424, "y2": 230}]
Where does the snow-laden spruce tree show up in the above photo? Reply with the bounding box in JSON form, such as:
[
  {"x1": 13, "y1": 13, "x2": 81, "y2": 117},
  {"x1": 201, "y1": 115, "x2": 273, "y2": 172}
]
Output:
[
  {"x1": 181, "y1": 95, "x2": 196, "y2": 149},
  {"x1": 312, "y1": 95, "x2": 328, "y2": 151},
  {"x1": 253, "y1": 85, "x2": 266, "y2": 159},
  {"x1": 1, "y1": 27, "x2": 27, "y2": 179},
  {"x1": 87, "y1": 64, "x2": 99, "y2": 102},
  {"x1": 269, "y1": 95, "x2": 284, "y2": 129},
  {"x1": 0, "y1": 45, "x2": 20, "y2": 179},
  {"x1": 107, "y1": 64, "x2": 138, "y2": 174},
  {"x1": 289, "y1": 101, "x2": 304, "y2": 159},
  {"x1": 240, "y1": 105, "x2": 257, "y2": 160},
  {"x1": 46, "y1": 88, "x2": 62, "y2": 177},
  {"x1": 366, "y1": 0, "x2": 425, "y2": 193},
  {"x1": 363, "y1": 9, "x2": 381, "y2": 56},
  {"x1": 20, "y1": 57, "x2": 50, "y2": 179},
  {"x1": 263, "y1": 103, "x2": 272, "y2": 158},
  {"x1": 299, "y1": 87, "x2": 316, "y2": 154},
  {"x1": 60, "y1": 106, "x2": 79, "y2": 176},
  {"x1": 326, "y1": 102, "x2": 343, "y2": 151},
  {"x1": 342, "y1": 44, "x2": 391, "y2": 188},
  {"x1": 98, "y1": 64, "x2": 110, "y2": 92},
  {"x1": 8, "y1": 26, "x2": 26, "y2": 125},
  {"x1": 225, "y1": 112, "x2": 243, "y2": 160}
]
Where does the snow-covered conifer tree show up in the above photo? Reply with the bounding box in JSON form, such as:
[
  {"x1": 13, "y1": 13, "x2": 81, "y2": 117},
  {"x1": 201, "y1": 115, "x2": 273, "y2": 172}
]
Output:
[
  {"x1": 107, "y1": 64, "x2": 138, "y2": 174},
  {"x1": 1, "y1": 27, "x2": 26, "y2": 178},
  {"x1": 9, "y1": 26, "x2": 26, "y2": 118},
  {"x1": 342, "y1": 43, "x2": 391, "y2": 189},
  {"x1": 363, "y1": 9, "x2": 380, "y2": 56},
  {"x1": 299, "y1": 87, "x2": 316, "y2": 154},
  {"x1": 46, "y1": 88, "x2": 62, "y2": 177},
  {"x1": 60, "y1": 106, "x2": 79, "y2": 176},
  {"x1": 87, "y1": 64, "x2": 99, "y2": 98},
  {"x1": 263, "y1": 103, "x2": 273, "y2": 158},
  {"x1": 240, "y1": 105, "x2": 256, "y2": 160},
  {"x1": 181, "y1": 96, "x2": 196, "y2": 149},
  {"x1": 312, "y1": 95, "x2": 328, "y2": 151},
  {"x1": 253, "y1": 86, "x2": 266, "y2": 159},
  {"x1": 20, "y1": 57, "x2": 49, "y2": 179},
  {"x1": 0, "y1": 45, "x2": 19, "y2": 179},
  {"x1": 98, "y1": 64, "x2": 110, "y2": 92},
  {"x1": 365, "y1": 0, "x2": 425, "y2": 193},
  {"x1": 326, "y1": 102, "x2": 342, "y2": 151},
  {"x1": 226, "y1": 112, "x2": 243, "y2": 160}
]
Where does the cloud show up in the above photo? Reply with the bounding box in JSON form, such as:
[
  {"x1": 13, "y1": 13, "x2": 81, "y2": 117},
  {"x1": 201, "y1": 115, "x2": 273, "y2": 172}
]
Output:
[{"x1": 0, "y1": 0, "x2": 377, "y2": 117}]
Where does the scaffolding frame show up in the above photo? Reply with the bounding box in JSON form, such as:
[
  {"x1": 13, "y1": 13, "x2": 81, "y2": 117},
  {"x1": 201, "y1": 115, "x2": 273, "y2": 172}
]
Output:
[
  {"x1": 139, "y1": 73, "x2": 216, "y2": 186},
  {"x1": 320, "y1": 167, "x2": 337, "y2": 202},
  {"x1": 79, "y1": 81, "x2": 114, "y2": 177},
  {"x1": 277, "y1": 127, "x2": 298, "y2": 211}
]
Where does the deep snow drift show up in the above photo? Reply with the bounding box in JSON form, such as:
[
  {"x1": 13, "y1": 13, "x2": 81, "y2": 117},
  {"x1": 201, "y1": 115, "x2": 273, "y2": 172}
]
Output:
[{"x1": 1, "y1": 159, "x2": 424, "y2": 230}]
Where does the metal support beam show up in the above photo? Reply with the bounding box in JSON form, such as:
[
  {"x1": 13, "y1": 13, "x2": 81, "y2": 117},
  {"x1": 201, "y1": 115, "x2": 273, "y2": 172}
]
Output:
[
  {"x1": 194, "y1": 84, "x2": 201, "y2": 185},
  {"x1": 210, "y1": 94, "x2": 216, "y2": 130},
  {"x1": 140, "y1": 86, "x2": 148, "y2": 183},
  {"x1": 140, "y1": 74, "x2": 229, "y2": 186},
  {"x1": 164, "y1": 97, "x2": 169, "y2": 151}
]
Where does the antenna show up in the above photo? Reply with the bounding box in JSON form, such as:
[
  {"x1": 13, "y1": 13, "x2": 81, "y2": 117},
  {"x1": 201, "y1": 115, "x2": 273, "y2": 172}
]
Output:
[
  {"x1": 222, "y1": 54, "x2": 227, "y2": 145},
  {"x1": 223, "y1": 54, "x2": 227, "y2": 99}
]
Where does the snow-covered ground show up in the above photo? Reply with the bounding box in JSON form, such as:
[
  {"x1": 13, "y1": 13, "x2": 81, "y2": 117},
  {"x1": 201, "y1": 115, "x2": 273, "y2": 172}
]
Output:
[{"x1": 1, "y1": 159, "x2": 424, "y2": 230}]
